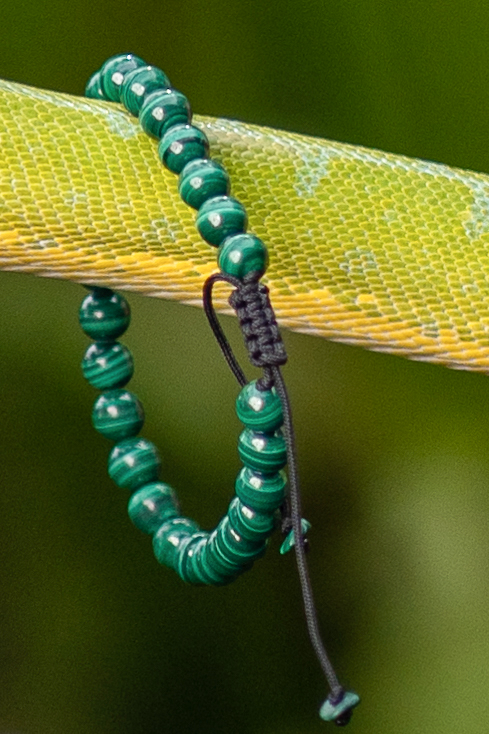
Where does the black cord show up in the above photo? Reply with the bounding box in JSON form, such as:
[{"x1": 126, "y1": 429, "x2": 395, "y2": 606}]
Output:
[{"x1": 203, "y1": 271, "x2": 356, "y2": 725}]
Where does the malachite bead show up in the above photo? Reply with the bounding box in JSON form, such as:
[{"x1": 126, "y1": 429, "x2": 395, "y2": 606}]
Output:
[
  {"x1": 279, "y1": 518, "x2": 311, "y2": 555},
  {"x1": 99, "y1": 53, "x2": 146, "y2": 102},
  {"x1": 79, "y1": 288, "x2": 130, "y2": 341},
  {"x1": 153, "y1": 517, "x2": 200, "y2": 569},
  {"x1": 85, "y1": 70, "x2": 105, "y2": 100},
  {"x1": 195, "y1": 196, "x2": 247, "y2": 247},
  {"x1": 139, "y1": 89, "x2": 191, "y2": 139},
  {"x1": 175, "y1": 531, "x2": 210, "y2": 584},
  {"x1": 81, "y1": 341, "x2": 134, "y2": 389},
  {"x1": 218, "y1": 233, "x2": 268, "y2": 279},
  {"x1": 228, "y1": 496, "x2": 276, "y2": 542},
  {"x1": 238, "y1": 429, "x2": 287, "y2": 473},
  {"x1": 108, "y1": 437, "x2": 161, "y2": 490},
  {"x1": 158, "y1": 124, "x2": 210, "y2": 174},
  {"x1": 121, "y1": 65, "x2": 171, "y2": 116},
  {"x1": 178, "y1": 159, "x2": 230, "y2": 210},
  {"x1": 236, "y1": 380, "x2": 283, "y2": 433},
  {"x1": 319, "y1": 691, "x2": 360, "y2": 724},
  {"x1": 128, "y1": 482, "x2": 180, "y2": 534},
  {"x1": 92, "y1": 389, "x2": 144, "y2": 441},
  {"x1": 195, "y1": 541, "x2": 233, "y2": 585},
  {"x1": 235, "y1": 467, "x2": 288, "y2": 512},
  {"x1": 213, "y1": 516, "x2": 266, "y2": 565},
  {"x1": 181, "y1": 536, "x2": 214, "y2": 585}
]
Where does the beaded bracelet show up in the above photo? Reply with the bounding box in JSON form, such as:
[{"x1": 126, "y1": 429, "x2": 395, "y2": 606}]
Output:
[{"x1": 82, "y1": 53, "x2": 360, "y2": 725}]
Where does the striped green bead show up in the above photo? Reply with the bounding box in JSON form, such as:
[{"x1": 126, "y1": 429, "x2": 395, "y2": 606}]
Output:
[
  {"x1": 238, "y1": 429, "x2": 287, "y2": 473},
  {"x1": 206, "y1": 529, "x2": 245, "y2": 576},
  {"x1": 128, "y1": 482, "x2": 180, "y2": 534},
  {"x1": 85, "y1": 70, "x2": 105, "y2": 100},
  {"x1": 79, "y1": 288, "x2": 130, "y2": 341},
  {"x1": 81, "y1": 341, "x2": 134, "y2": 389},
  {"x1": 108, "y1": 437, "x2": 161, "y2": 489},
  {"x1": 213, "y1": 516, "x2": 266, "y2": 565},
  {"x1": 158, "y1": 124, "x2": 210, "y2": 174},
  {"x1": 228, "y1": 497, "x2": 276, "y2": 542},
  {"x1": 235, "y1": 467, "x2": 288, "y2": 512},
  {"x1": 99, "y1": 53, "x2": 146, "y2": 102},
  {"x1": 219, "y1": 233, "x2": 268, "y2": 278},
  {"x1": 121, "y1": 65, "x2": 171, "y2": 116},
  {"x1": 236, "y1": 380, "x2": 283, "y2": 432},
  {"x1": 175, "y1": 531, "x2": 210, "y2": 584},
  {"x1": 194, "y1": 540, "x2": 233, "y2": 585},
  {"x1": 153, "y1": 517, "x2": 200, "y2": 569},
  {"x1": 139, "y1": 89, "x2": 191, "y2": 139},
  {"x1": 178, "y1": 159, "x2": 230, "y2": 209},
  {"x1": 92, "y1": 389, "x2": 144, "y2": 441},
  {"x1": 196, "y1": 196, "x2": 247, "y2": 247}
]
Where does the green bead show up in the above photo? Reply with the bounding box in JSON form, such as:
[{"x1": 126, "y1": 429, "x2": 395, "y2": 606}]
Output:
[
  {"x1": 279, "y1": 518, "x2": 311, "y2": 554},
  {"x1": 196, "y1": 196, "x2": 247, "y2": 247},
  {"x1": 158, "y1": 124, "x2": 210, "y2": 174},
  {"x1": 218, "y1": 233, "x2": 268, "y2": 278},
  {"x1": 108, "y1": 437, "x2": 161, "y2": 489},
  {"x1": 190, "y1": 536, "x2": 231, "y2": 585},
  {"x1": 99, "y1": 53, "x2": 146, "y2": 102},
  {"x1": 85, "y1": 70, "x2": 105, "y2": 100},
  {"x1": 228, "y1": 497, "x2": 276, "y2": 542},
  {"x1": 121, "y1": 65, "x2": 171, "y2": 116},
  {"x1": 176, "y1": 531, "x2": 210, "y2": 584},
  {"x1": 92, "y1": 389, "x2": 144, "y2": 441},
  {"x1": 213, "y1": 516, "x2": 266, "y2": 565},
  {"x1": 178, "y1": 159, "x2": 230, "y2": 209},
  {"x1": 319, "y1": 691, "x2": 360, "y2": 724},
  {"x1": 238, "y1": 429, "x2": 287, "y2": 473},
  {"x1": 181, "y1": 536, "x2": 214, "y2": 584},
  {"x1": 206, "y1": 528, "x2": 244, "y2": 574},
  {"x1": 128, "y1": 482, "x2": 180, "y2": 534},
  {"x1": 79, "y1": 288, "x2": 130, "y2": 341},
  {"x1": 236, "y1": 380, "x2": 283, "y2": 432},
  {"x1": 152, "y1": 517, "x2": 200, "y2": 569},
  {"x1": 139, "y1": 89, "x2": 191, "y2": 139},
  {"x1": 235, "y1": 467, "x2": 288, "y2": 512},
  {"x1": 81, "y1": 341, "x2": 134, "y2": 389}
]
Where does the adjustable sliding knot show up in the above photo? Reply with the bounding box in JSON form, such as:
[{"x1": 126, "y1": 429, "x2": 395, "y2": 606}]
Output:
[{"x1": 228, "y1": 272, "x2": 288, "y2": 369}]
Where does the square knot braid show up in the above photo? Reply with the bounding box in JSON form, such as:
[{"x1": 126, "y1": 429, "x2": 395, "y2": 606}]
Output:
[{"x1": 228, "y1": 274, "x2": 287, "y2": 369}]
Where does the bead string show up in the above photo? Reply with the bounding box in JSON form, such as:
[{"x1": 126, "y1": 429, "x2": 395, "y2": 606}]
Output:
[{"x1": 82, "y1": 53, "x2": 359, "y2": 725}]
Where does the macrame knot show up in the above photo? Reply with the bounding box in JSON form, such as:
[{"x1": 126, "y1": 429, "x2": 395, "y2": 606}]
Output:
[{"x1": 229, "y1": 273, "x2": 288, "y2": 369}]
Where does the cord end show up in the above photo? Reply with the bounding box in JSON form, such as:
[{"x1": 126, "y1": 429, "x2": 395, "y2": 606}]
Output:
[{"x1": 319, "y1": 690, "x2": 360, "y2": 726}]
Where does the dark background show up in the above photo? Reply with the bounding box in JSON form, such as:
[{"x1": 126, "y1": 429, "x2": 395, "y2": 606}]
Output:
[{"x1": 2, "y1": 1, "x2": 489, "y2": 732}]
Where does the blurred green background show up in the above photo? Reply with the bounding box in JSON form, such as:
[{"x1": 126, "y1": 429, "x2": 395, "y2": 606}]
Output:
[{"x1": 2, "y1": 1, "x2": 489, "y2": 733}]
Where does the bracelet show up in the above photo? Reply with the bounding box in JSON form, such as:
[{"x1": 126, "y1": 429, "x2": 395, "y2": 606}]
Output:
[{"x1": 82, "y1": 52, "x2": 359, "y2": 725}]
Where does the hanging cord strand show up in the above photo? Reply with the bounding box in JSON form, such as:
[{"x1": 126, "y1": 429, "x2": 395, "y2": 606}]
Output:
[{"x1": 203, "y1": 271, "x2": 357, "y2": 724}]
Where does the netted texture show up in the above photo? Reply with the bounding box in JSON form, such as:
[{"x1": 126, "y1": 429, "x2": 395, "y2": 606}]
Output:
[{"x1": 2, "y1": 79, "x2": 489, "y2": 371}]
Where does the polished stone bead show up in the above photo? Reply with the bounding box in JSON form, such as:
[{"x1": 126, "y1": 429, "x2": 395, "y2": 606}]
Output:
[
  {"x1": 206, "y1": 528, "x2": 244, "y2": 576},
  {"x1": 79, "y1": 288, "x2": 130, "y2": 341},
  {"x1": 319, "y1": 691, "x2": 360, "y2": 724},
  {"x1": 108, "y1": 437, "x2": 161, "y2": 489},
  {"x1": 176, "y1": 531, "x2": 210, "y2": 584},
  {"x1": 227, "y1": 496, "x2": 276, "y2": 542},
  {"x1": 238, "y1": 429, "x2": 287, "y2": 473},
  {"x1": 128, "y1": 482, "x2": 180, "y2": 534},
  {"x1": 178, "y1": 159, "x2": 230, "y2": 209},
  {"x1": 213, "y1": 516, "x2": 266, "y2": 565},
  {"x1": 236, "y1": 380, "x2": 283, "y2": 433},
  {"x1": 181, "y1": 535, "x2": 213, "y2": 584},
  {"x1": 196, "y1": 196, "x2": 247, "y2": 247},
  {"x1": 139, "y1": 89, "x2": 191, "y2": 139},
  {"x1": 85, "y1": 70, "x2": 105, "y2": 100},
  {"x1": 100, "y1": 53, "x2": 146, "y2": 102},
  {"x1": 92, "y1": 389, "x2": 144, "y2": 441},
  {"x1": 279, "y1": 518, "x2": 311, "y2": 554},
  {"x1": 121, "y1": 65, "x2": 171, "y2": 116},
  {"x1": 153, "y1": 517, "x2": 200, "y2": 569},
  {"x1": 158, "y1": 124, "x2": 210, "y2": 174},
  {"x1": 218, "y1": 233, "x2": 268, "y2": 279},
  {"x1": 192, "y1": 537, "x2": 232, "y2": 585},
  {"x1": 81, "y1": 341, "x2": 134, "y2": 389},
  {"x1": 235, "y1": 467, "x2": 288, "y2": 512}
]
